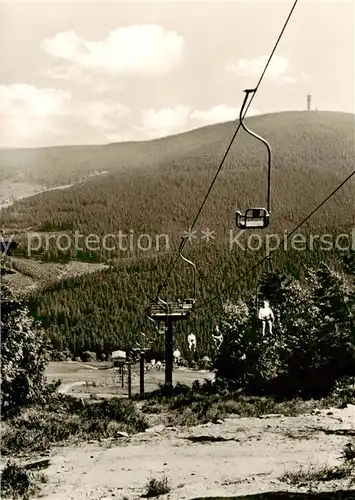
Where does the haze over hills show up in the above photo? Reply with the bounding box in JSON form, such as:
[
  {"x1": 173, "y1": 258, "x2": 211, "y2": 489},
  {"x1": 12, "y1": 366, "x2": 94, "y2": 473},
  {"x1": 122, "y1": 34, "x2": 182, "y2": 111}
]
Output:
[
  {"x1": 1, "y1": 110, "x2": 354, "y2": 188},
  {"x1": 1, "y1": 110, "x2": 354, "y2": 356}
]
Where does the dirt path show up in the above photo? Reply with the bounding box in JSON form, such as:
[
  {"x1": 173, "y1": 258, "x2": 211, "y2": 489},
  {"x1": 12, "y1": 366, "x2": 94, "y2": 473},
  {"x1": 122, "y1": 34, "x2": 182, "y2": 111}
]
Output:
[
  {"x1": 70, "y1": 362, "x2": 98, "y2": 370},
  {"x1": 35, "y1": 405, "x2": 354, "y2": 500},
  {"x1": 58, "y1": 381, "x2": 87, "y2": 395}
]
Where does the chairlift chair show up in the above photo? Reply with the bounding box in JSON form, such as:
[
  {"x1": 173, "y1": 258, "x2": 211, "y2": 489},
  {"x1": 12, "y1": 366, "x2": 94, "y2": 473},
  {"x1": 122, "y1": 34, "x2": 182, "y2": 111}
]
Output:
[
  {"x1": 236, "y1": 208, "x2": 270, "y2": 229},
  {"x1": 236, "y1": 89, "x2": 272, "y2": 229},
  {"x1": 148, "y1": 313, "x2": 165, "y2": 336},
  {"x1": 178, "y1": 247, "x2": 197, "y2": 311},
  {"x1": 149, "y1": 295, "x2": 170, "y2": 323},
  {"x1": 158, "y1": 322, "x2": 166, "y2": 335},
  {"x1": 148, "y1": 240, "x2": 197, "y2": 320}
]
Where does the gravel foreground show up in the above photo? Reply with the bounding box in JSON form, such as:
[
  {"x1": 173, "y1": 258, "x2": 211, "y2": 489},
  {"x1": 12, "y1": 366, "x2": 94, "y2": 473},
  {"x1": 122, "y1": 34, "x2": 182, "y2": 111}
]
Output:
[{"x1": 30, "y1": 404, "x2": 355, "y2": 500}]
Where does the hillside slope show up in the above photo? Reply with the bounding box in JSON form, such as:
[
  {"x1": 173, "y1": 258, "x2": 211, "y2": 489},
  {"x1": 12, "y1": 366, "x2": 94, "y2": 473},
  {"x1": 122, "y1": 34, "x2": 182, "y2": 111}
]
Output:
[
  {"x1": 0, "y1": 110, "x2": 353, "y2": 189},
  {"x1": 1, "y1": 111, "x2": 354, "y2": 242},
  {"x1": 1, "y1": 111, "x2": 354, "y2": 357}
]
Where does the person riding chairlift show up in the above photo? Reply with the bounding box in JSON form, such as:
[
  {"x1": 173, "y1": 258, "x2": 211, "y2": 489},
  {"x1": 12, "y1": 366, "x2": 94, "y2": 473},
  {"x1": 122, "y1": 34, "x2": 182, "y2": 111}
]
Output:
[
  {"x1": 187, "y1": 333, "x2": 196, "y2": 351},
  {"x1": 258, "y1": 300, "x2": 274, "y2": 336},
  {"x1": 212, "y1": 325, "x2": 223, "y2": 350}
]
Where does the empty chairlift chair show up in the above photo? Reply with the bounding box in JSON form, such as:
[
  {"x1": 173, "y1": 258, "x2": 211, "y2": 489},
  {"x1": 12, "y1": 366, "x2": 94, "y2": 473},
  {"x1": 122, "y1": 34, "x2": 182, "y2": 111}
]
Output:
[
  {"x1": 235, "y1": 89, "x2": 272, "y2": 230},
  {"x1": 149, "y1": 242, "x2": 197, "y2": 320}
]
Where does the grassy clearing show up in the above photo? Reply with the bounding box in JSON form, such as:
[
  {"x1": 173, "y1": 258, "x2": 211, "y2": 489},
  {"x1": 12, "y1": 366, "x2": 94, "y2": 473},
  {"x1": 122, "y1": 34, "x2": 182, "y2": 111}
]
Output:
[
  {"x1": 1, "y1": 394, "x2": 147, "y2": 457},
  {"x1": 281, "y1": 464, "x2": 352, "y2": 485},
  {"x1": 3, "y1": 375, "x2": 352, "y2": 460},
  {"x1": 45, "y1": 361, "x2": 214, "y2": 396},
  {"x1": 4, "y1": 258, "x2": 109, "y2": 296},
  {"x1": 280, "y1": 439, "x2": 355, "y2": 488},
  {"x1": 137, "y1": 379, "x2": 352, "y2": 427}
]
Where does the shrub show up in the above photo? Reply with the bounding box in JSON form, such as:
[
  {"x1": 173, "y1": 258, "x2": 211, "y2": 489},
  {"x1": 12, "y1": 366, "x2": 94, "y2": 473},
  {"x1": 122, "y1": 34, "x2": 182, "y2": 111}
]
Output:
[
  {"x1": 342, "y1": 439, "x2": 355, "y2": 463},
  {"x1": 1, "y1": 396, "x2": 148, "y2": 456},
  {"x1": 145, "y1": 475, "x2": 170, "y2": 497},
  {"x1": 81, "y1": 351, "x2": 97, "y2": 362},
  {"x1": 0, "y1": 461, "x2": 46, "y2": 499},
  {"x1": 0, "y1": 283, "x2": 59, "y2": 417},
  {"x1": 215, "y1": 265, "x2": 355, "y2": 398}
]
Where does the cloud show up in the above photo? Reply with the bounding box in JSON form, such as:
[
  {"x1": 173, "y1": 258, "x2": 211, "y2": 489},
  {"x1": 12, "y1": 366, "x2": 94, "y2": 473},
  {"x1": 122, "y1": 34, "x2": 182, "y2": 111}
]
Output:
[
  {"x1": 134, "y1": 103, "x2": 261, "y2": 141},
  {"x1": 1, "y1": 84, "x2": 71, "y2": 147},
  {"x1": 1, "y1": 83, "x2": 131, "y2": 147},
  {"x1": 226, "y1": 55, "x2": 300, "y2": 84},
  {"x1": 105, "y1": 131, "x2": 139, "y2": 143},
  {"x1": 190, "y1": 104, "x2": 259, "y2": 124},
  {"x1": 1, "y1": 83, "x2": 70, "y2": 118},
  {"x1": 80, "y1": 101, "x2": 130, "y2": 131},
  {"x1": 1, "y1": 83, "x2": 260, "y2": 147},
  {"x1": 42, "y1": 25, "x2": 185, "y2": 76},
  {"x1": 138, "y1": 105, "x2": 191, "y2": 138},
  {"x1": 44, "y1": 64, "x2": 83, "y2": 80},
  {"x1": 300, "y1": 72, "x2": 311, "y2": 82},
  {"x1": 41, "y1": 65, "x2": 124, "y2": 96}
]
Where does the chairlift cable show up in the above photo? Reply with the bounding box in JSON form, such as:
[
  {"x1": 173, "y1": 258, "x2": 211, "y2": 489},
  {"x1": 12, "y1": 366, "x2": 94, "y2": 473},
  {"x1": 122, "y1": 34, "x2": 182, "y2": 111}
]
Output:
[
  {"x1": 155, "y1": 235, "x2": 186, "y2": 300},
  {"x1": 192, "y1": 168, "x2": 355, "y2": 315},
  {"x1": 153, "y1": 0, "x2": 300, "y2": 301}
]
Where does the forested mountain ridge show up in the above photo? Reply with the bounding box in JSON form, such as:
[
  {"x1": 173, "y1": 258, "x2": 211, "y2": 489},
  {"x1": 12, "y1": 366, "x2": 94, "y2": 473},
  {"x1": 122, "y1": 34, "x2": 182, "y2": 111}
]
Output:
[
  {"x1": 0, "y1": 110, "x2": 353, "y2": 188},
  {"x1": 1, "y1": 110, "x2": 354, "y2": 358},
  {"x1": 1, "y1": 111, "x2": 354, "y2": 245}
]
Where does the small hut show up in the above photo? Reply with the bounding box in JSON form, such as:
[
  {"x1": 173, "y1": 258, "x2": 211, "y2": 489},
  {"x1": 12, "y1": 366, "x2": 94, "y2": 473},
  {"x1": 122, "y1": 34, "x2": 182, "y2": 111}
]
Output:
[{"x1": 112, "y1": 350, "x2": 126, "y2": 368}]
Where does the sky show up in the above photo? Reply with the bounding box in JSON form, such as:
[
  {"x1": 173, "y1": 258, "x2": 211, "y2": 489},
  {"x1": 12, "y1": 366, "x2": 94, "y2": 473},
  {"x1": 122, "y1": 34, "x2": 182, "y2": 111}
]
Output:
[{"x1": 1, "y1": 0, "x2": 354, "y2": 148}]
